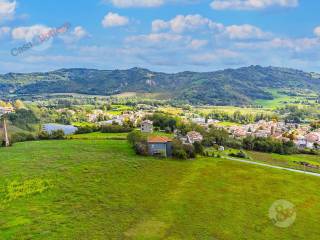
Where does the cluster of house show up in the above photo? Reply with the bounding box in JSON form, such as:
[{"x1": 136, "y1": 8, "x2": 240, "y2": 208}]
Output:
[
  {"x1": 294, "y1": 132, "x2": 320, "y2": 149},
  {"x1": 228, "y1": 120, "x2": 320, "y2": 149},
  {"x1": 92, "y1": 111, "x2": 148, "y2": 127}
]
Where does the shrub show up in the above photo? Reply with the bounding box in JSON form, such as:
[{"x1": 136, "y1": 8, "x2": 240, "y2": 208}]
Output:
[
  {"x1": 193, "y1": 141, "x2": 204, "y2": 155},
  {"x1": 75, "y1": 124, "x2": 99, "y2": 134},
  {"x1": 172, "y1": 140, "x2": 196, "y2": 159},
  {"x1": 127, "y1": 131, "x2": 148, "y2": 156},
  {"x1": 127, "y1": 131, "x2": 147, "y2": 146},
  {"x1": 101, "y1": 124, "x2": 133, "y2": 133},
  {"x1": 173, "y1": 149, "x2": 188, "y2": 160},
  {"x1": 184, "y1": 144, "x2": 196, "y2": 158},
  {"x1": 11, "y1": 132, "x2": 36, "y2": 143},
  {"x1": 229, "y1": 151, "x2": 248, "y2": 159},
  {"x1": 39, "y1": 130, "x2": 65, "y2": 140},
  {"x1": 134, "y1": 142, "x2": 148, "y2": 156}
]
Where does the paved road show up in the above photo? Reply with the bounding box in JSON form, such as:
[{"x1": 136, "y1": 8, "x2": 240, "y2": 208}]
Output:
[{"x1": 224, "y1": 157, "x2": 320, "y2": 178}]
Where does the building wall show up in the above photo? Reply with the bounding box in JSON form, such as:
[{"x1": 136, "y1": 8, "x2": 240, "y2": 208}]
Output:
[
  {"x1": 142, "y1": 123, "x2": 153, "y2": 133},
  {"x1": 148, "y1": 143, "x2": 172, "y2": 157}
]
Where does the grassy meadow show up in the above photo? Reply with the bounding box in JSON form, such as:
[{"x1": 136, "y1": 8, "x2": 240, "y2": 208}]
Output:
[{"x1": 0, "y1": 139, "x2": 319, "y2": 239}]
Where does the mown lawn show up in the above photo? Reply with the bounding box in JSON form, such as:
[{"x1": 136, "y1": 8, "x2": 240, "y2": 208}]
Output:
[{"x1": 0, "y1": 140, "x2": 319, "y2": 239}]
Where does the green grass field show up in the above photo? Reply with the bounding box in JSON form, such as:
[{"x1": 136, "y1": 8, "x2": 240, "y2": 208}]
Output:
[
  {"x1": 209, "y1": 148, "x2": 320, "y2": 174},
  {"x1": 0, "y1": 140, "x2": 320, "y2": 239},
  {"x1": 68, "y1": 131, "x2": 173, "y2": 140},
  {"x1": 254, "y1": 89, "x2": 318, "y2": 109},
  {"x1": 247, "y1": 151, "x2": 320, "y2": 173}
]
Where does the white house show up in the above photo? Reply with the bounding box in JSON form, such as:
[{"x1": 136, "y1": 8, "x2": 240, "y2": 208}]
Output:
[
  {"x1": 141, "y1": 120, "x2": 153, "y2": 133},
  {"x1": 0, "y1": 106, "x2": 14, "y2": 115},
  {"x1": 186, "y1": 131, "x2": 203, "y2": 144},
  {"x1": 305, "y1": 132, "x2": 320, "y2": 149}
]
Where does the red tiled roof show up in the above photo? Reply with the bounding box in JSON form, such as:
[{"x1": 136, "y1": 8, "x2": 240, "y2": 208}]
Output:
[{"x1": 147, "y1": 136, "x2": 172, "y2": 143}]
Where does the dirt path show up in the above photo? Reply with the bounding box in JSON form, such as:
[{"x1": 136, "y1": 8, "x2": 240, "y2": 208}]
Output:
[{"x1": 224, "y1": 156, "x2": 320, "y2": 177}]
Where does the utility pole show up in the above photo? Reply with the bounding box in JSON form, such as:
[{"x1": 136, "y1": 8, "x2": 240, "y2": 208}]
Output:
[{"x1": 3, "y1": 117, "x2": 9, "y2": 147}]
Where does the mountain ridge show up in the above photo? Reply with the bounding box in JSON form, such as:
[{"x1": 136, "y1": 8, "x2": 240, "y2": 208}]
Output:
[{"x1": 0, "y1": 65, "x2": 319, "y2": 105}]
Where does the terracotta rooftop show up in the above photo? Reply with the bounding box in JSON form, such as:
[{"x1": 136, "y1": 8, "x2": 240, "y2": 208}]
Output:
[{"x1": 147, "y1": 136, "x2": 172, "y2": 143}]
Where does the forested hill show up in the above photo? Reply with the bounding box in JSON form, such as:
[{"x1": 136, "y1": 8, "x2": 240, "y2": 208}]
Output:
[{"x1": 0, "y1": 65, "x2": 319, "y2": 105}]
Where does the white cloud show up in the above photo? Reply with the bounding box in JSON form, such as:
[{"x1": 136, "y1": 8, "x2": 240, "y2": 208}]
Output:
[
  {"x1": 72, "y1": 26, "x2": 88, "y2": 39},
  {"x1": 105, "y1": 0, "x2": 164, "y2": 8},
  {"x1": 152, "y1": 14, "x2": 269, "y2": 40},
  {"x1": 235, "y1": 37, "x2": 319, "y2": 51},
  {"x1": 188, "y1": 39, "x2": 208, "y2": 49},
  {"x1": 0, "y1": 26, "x2": 10, "y2": 38},
  {"x1": 225, "y1": 24, "x2": 271, "y2": 39},
  {"x1": 211, "y1": 0, "x2": 299, "y2": 10},
  {"x1": 102, "y1": 12, "x2": 129, "y2": 28},
  {"x1": 152, "y1": 14, "x2": 224, "y2": 33},
  {"x1": 0, "y1": 0, "x2": 16, "y2": 22},
  {"x1": 59, "y1": 26, "x2": 89, "y2": 44},
  {"x1": 314, "y1": 26, "x2": 320, "y2": 37},
  {"x1": 11, "y1": 25, "x2": 52, "y2": 41},
  {"x1": 126, "y1": 32, "x2": 183, "y2": 43}
]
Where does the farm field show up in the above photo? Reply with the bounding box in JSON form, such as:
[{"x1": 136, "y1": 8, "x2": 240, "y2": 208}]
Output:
[
  {"x1": 0, "y1": 139, "x2": 319, "y2": 239},
  {"x1": 254, "y1": 90, "x2": 318, "y2": 109}
]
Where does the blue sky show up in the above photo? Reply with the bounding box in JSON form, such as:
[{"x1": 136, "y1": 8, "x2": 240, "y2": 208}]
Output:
[{"x1": 0, "y1": 0, "x2": 319, "y2": 73}]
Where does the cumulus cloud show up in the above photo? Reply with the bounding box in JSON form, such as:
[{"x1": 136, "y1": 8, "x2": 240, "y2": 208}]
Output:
[
  {"x1": 106, "y1": 0, "x2": 164, "y2": 8},
  {"x1": 102, "y1": 12, "x2": 129, "y2": 28},
  {"x1": 0, "y1": 0, "x2": 16, "y2": 22},
  {"x1": 126, "y1": 32, "x2": 184, "y2": 43},
  {"x1": 314, "y1": 26, "x2": 320, "y2": 37},
  {"x1": 72, "y1": 26, "x2": 88, "y2": 39},
  {"x1": 188, "y1": 39, "x2": 208, "y2": 49},
  {"x1": 211, "y1": 0, "x2": 299, "y2": 10},
  {"x1": 151, "y1": 14, "x2": 269, "y2": 40},
  {"x1": 59, "y1": 26, "x2": 89, "y2": 44},
  {"x1": 11, "y1": 25, "x2": 52, "y2": 41},
  {"x1": 152, "y1": 14, "x2": 224, "y2": 33},
  {"x1": 225, "y1": 24, "x2": 271, "y2": 39},
  {"x1": 235, "y1": 37, "x2": 320, "y2": 51}
]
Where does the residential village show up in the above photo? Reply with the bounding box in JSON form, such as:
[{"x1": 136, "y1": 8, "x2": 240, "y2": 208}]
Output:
[
  {"x1": 77, "y1": 106, "x2": 320, "y2": 150},
  {"x1": 1, "y1": 102, "x2": 319, "y2": 155}
]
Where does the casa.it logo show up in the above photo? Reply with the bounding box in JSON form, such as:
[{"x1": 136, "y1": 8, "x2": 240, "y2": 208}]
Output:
[
  {"x1": 11, "y1": 22, "x2": 70, "y2": 56},
  {"x1": 269, "y1": 199, "x2": 296, "y2": 228}
]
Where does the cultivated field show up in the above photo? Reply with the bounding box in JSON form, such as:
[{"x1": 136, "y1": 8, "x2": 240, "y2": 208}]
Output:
[{"x1": 0, "y1": 139, "x2": 319, "y2": 239}]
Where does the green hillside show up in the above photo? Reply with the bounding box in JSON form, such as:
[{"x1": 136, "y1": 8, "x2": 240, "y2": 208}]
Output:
[
  {"x1": 1, "y1": 66, "x2": 319, "y2": 105},
  {"x1": 0, "y1": 139, "x2": 319, "y2": 239}
]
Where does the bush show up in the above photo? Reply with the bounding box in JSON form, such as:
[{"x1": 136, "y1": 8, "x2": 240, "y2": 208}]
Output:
[
  {"x1": 242, "y1": 136, "x2": 297, "y2": 155},
  {"x1": 39, "y1": 130, "x2": 65, "y2": 140},
  {"x1": 173, "y1": 149, "x2": 188, "y2": 160},
  {"x1": 134, "y1": 142, "x2": 148, "y2": 156},
  {"x1": 193, "y1": 142, "x2": 204, "y2": 155},
  {"x1": 101, "y1": 124, "x2": 133, "y2": 133},
  {"x1": 75, "y1": 124, "x2": 99, "y2": 134},
  {"x1": 127, "y1": 131, "x2": 148, "y2": 156},
  {"x1": 127, "y1": 131, "x2": 147, "y2": 146},
  {"x1": 11, "y1": 132, "x2": 36, "y2": 143},
  {"x1": 172, "y1": 140, "x2": 196, "y2": 159},
  {"x1": 229, "y1": 151, "x2": 248, "y2": 159}
]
